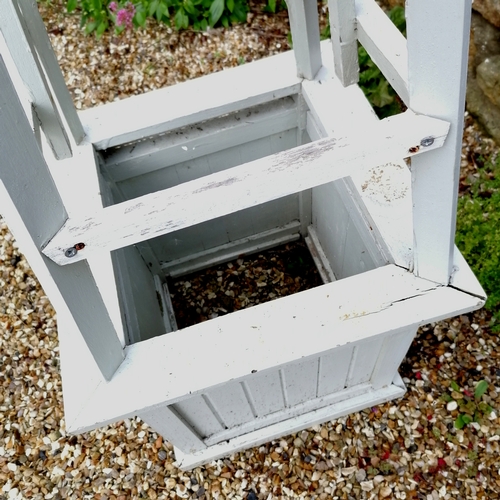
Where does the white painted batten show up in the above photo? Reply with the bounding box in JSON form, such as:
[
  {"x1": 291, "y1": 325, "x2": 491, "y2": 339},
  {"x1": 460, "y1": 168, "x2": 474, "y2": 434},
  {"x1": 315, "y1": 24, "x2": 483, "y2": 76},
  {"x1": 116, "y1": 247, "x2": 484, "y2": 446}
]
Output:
[
  {"x1": 174, "y1": 375, "x2": 406, "y2": 469},
  {"x1": 304, "y1": 226, "x2": 336, "y2": 283},
  {"x1": 328, "y1": 0, "x2": 359, "y2": 86},
  {"x1": 355, "y1": 0, "x2": 409, "y2": 105},
  {"x1": 162, "y1": 222, "x2": 301, "y2": 277},
  {"x1": 78, "y1": 49, "x2": 302, "y2": 150},
  {"x1": 203, "y1": 381, "x2": 373, "y2": 446},
  {"x1": 43, "y1": 111, "x2": 449, "y2": 266},
  {"x1": 64, "y1": 264, "x2": 484, "y2": 433},
  {"x1": 286, "y1": 0, "x2": 322, "y2": 80}
]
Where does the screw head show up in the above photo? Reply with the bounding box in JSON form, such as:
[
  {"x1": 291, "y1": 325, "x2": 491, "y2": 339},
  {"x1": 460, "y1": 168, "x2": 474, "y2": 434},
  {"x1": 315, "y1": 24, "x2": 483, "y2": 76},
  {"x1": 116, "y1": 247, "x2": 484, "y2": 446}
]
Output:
[
  {"x1": 420, "y1": 137, "x2": 434, "y2": 147},
  {"x1": 64, "y1": 247, "x2": 77, "y2": 258}
]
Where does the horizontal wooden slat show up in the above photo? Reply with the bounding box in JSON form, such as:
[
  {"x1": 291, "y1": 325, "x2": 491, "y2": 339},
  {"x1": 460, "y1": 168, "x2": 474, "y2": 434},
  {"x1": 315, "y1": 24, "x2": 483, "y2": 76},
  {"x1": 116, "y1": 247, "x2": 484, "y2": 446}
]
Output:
[
  {"x1": 64, "y1": 264, "x2": 484, "y2": 433},
  {"x1": 43, "y1": 111, "x2": 449, "y2": 265},
  {"x1": 78, "y1": 50, "x2": 302, "y2": 150},
  {"x1": 355, "y1": 0, "x2": 409, "y2": 105}
]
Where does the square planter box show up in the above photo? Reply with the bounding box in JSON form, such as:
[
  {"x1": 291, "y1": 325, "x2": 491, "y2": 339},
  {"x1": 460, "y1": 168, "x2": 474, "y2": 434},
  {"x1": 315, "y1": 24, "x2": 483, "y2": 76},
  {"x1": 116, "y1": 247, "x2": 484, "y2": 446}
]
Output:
[{"x1": 0, "y1": 0, "x2": 484, "y2": 469}]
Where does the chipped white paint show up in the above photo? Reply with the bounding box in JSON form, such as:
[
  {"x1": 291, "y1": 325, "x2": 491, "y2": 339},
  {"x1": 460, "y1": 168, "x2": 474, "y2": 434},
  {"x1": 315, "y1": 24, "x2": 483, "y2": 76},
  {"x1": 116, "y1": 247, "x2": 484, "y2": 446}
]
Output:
[{"x1": 43, "y1": 111, "x2": 449, "y2": 265}]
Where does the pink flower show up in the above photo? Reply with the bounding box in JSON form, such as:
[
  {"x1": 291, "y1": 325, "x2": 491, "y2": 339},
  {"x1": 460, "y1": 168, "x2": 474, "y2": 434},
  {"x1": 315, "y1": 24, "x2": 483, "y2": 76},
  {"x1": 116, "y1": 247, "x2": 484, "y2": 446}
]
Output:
[
  {"x1": 115, "y1": 2, "x2": 135, "y2": 29},
  {"x1": 109, "y1": 1, "x2": 118, "y2": 12}
]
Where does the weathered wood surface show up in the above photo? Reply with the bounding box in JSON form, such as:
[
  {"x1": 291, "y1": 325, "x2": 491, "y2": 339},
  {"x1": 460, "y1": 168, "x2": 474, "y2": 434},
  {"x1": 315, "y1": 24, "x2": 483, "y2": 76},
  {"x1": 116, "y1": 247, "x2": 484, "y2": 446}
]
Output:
[
  {"x1": 43, "y1": 111, "x2": 449, "y2": 265},
  {"x1": 408, "y1": 0, "x2": 472, "y2": 284},
  {"x1": 328, "y1": 0, "x2": 358, "y2": 85},
  {"x1": 355, "y1": 0, "x2": 409, "y2": 105},
  {"x1": 0, "y1": 0, "x2": 84, "y2": 158},
  {"x1": 64, "y1": 264, "x2": 483, "y2": 433},
  {"x1": 0, "y1": 56, "x2": 123, "y2": 380}
]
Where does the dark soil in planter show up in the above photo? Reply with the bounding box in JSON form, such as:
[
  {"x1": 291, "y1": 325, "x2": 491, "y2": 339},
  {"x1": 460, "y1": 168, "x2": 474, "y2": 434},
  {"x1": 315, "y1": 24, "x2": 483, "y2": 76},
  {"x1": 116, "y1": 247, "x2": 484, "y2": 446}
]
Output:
[{"x1": 168, "y1": 238, "x2": 323, "y2": 329}]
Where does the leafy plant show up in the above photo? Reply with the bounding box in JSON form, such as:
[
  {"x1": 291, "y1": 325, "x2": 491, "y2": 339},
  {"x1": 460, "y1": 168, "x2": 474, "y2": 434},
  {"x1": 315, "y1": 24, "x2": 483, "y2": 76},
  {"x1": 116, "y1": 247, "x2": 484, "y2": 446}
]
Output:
[
  {"x1": 455, "y1": 154, "x2": 500, "y2": 329},
  {"x1": 262, "y1": 0, "x2": 286, "y2": 14},
  {"x1": 65, "y1": 0, "x2": 249, "y2": 36},
  {"x1": 449, "y1": 380, "x2": 493, "y2": 429},
  {"x1": 66, "y1": 0, "x2": 111, "y2": 36}
]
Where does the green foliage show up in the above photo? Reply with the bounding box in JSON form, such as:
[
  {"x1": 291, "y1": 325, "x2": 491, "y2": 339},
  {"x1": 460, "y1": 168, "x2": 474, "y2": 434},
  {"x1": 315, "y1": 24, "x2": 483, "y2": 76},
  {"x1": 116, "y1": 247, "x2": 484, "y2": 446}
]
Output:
[
  {"x1": 449, "y1": 380, "x2": 493, "y2": 429},
  {"x1": 320, "y1": 6, "x2": 406, "y2": 118},
  {"x1": 262, "y1": 0, "x2": 286, "y2": 14},
  {"x1": 455, "y1": 154, "x2": 500, "y2": 329},
  {"x1": 66, "y1": 0, "x2": 248, "y2": 36},
  {"x1": 66, "y1": 0, "x2": 111, "y2": 36}
]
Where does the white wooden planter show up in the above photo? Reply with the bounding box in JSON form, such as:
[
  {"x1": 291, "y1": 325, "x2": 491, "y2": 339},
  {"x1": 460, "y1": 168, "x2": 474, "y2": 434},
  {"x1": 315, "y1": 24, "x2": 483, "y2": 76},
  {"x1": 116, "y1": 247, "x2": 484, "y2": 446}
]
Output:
[{"x1": 0, "y1": 0, "x2": 485, "y2": 469}]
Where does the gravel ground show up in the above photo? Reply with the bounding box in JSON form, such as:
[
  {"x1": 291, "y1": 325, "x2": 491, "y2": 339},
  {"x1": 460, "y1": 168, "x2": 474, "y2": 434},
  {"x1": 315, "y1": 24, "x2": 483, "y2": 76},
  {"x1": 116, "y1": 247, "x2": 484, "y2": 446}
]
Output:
[{"x1": 1, "y1": 1, "x2": 500, "y2": 499}]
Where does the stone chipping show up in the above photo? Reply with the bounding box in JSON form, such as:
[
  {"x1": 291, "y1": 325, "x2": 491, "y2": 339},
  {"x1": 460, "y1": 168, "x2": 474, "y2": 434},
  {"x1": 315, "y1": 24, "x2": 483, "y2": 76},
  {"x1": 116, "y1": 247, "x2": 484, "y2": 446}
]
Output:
[{"x1": 0, "y1": 1, "x2": 499, "y2": 498}]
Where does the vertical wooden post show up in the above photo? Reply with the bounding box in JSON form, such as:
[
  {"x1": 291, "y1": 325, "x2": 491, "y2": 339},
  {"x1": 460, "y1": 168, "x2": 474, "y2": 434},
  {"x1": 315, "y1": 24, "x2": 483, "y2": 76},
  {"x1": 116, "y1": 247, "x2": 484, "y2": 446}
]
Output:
[
  {"x1": 407, "y1": 0, "x2": 471, "y2": 284},
  {"x1": 0, "y1": 0, "x2": 85, "y2": 159},
  {"x1": 328, "y1": 0, "x2": 358, "y2": 86},
  {"x1": 0, "y1": 55, "x2": 123, "y2": 380},
  {"x1": 286, "y1": 0, "x2": 322, "y2": 80}
]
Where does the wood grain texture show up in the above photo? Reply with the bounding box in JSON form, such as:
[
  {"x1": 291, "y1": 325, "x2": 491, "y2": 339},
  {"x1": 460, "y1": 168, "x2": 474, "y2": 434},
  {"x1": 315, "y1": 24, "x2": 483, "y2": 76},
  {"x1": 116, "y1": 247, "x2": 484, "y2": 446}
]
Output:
[{"x1": 43, "y1": 111, "x2": 449, "y2": 265}]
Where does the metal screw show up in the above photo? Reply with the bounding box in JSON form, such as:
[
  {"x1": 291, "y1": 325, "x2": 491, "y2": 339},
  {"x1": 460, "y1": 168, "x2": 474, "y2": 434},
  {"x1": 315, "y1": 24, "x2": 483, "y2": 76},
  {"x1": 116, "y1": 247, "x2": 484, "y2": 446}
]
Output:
[
  {"x1": 420, "y1": 136, "x2": 434, "y2": 147},
  {"x1": 64, "y1": 247, "x2": 77, "y2": 258}
]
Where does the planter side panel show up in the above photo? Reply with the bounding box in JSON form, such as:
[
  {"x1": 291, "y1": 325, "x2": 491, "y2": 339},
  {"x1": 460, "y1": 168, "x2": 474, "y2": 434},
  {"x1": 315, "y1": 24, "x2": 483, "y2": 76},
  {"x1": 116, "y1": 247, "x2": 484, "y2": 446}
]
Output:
[
  {"x1": 161, "y1": 326, "x2": 416, "y2": 452},
  {"x1": 112, "y1": 245, "x2": 166, "y2": 344},
  {"x1": 312, "y1": 178, "x2": 388, "y2": 280}
]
